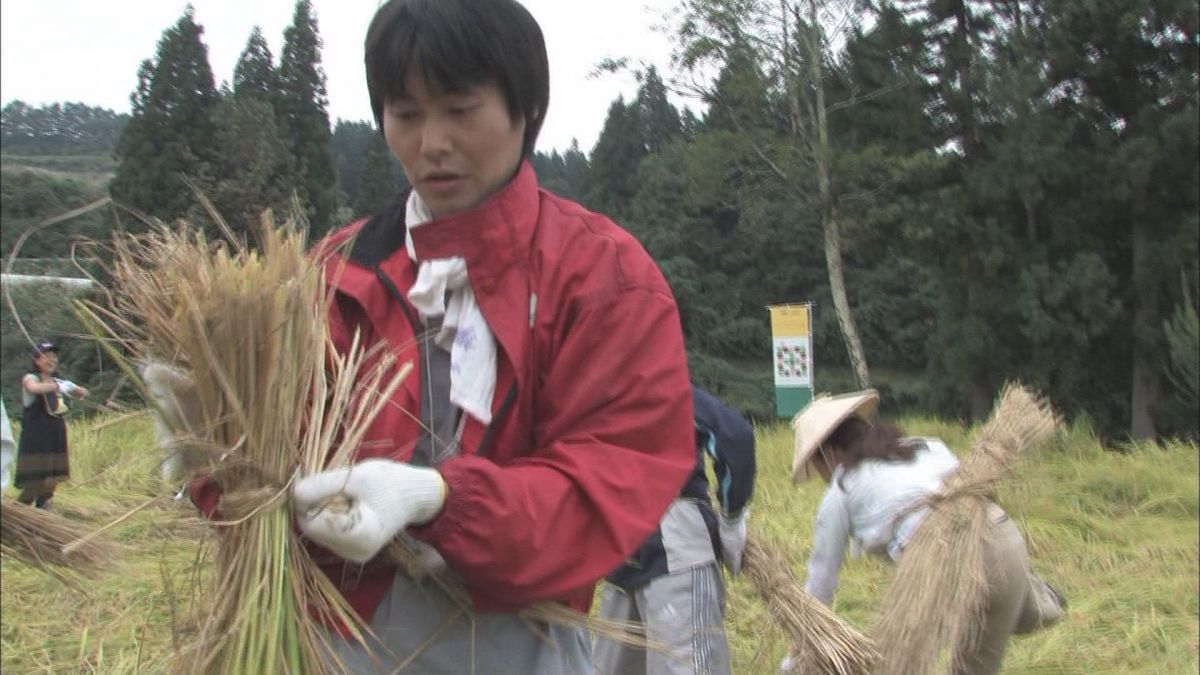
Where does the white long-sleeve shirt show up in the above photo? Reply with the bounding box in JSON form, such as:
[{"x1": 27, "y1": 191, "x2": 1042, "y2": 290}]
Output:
[
  {"x1": 804, "y1": 438, "x2": 959, "y2": 605},
  {"x1": 20, "y1": 375, "x2": 79, "y2": 407},
  {"x1": 0, "y1": 400, "x2": 13, "y2": 491}
]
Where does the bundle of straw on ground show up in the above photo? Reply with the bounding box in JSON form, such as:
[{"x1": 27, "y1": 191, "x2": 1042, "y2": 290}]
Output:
[
  {"x1": 870, "y1": 383, "x2": 1059, "y2": 675},
  {"x1": 0, "y1": 498, "x2": 121, "y2": 577},
  {"x1": 743, "y1": 529, "x2": 878, "y2": 675}
]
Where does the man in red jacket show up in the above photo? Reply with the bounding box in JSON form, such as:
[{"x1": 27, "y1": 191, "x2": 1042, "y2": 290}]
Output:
[{"x1": 281, "y1": 0, "x2": 695, "y2": 671}]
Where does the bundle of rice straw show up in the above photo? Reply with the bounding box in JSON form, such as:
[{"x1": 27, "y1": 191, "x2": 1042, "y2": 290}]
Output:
[
  {"x1": 0, "y1": 498, "x2": 120, "y2": 577},
  {"x1": 744, "y1": 529, "x2": 877, "y2": 675},
  {"x1": 77, "y1": 214, "x2": 402, "y2": 674},
  {"x1": 870, "y1": 383, "x2": 1059, "y2": 675},
  {"x1": 77, "y1": 212, "x2": 661, "y2": 673}
]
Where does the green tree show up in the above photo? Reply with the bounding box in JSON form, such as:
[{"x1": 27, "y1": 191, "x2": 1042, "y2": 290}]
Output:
[
  {"x1": 233, "y1": 26, "x2": 277, "y2": 102},
  {"x1": 206, "y1": 96, "x2": 297, "y2": 239},
  {"x1": 582, "y1": 97, "x2": 644, "y2": 218},
  {"x1": 1, "y1": 101, "x2": 128, "y2": 156},
  {"x1": 276, "y1": 0, "x2": 338, "y2": 237},
  {"x1": 330, "y1": 119, "x2": 379, "y2": 208},
  {"x1": 354, "y1": 131, "x2": 399, "y2": 217},
  {"x1": 110, "y1": 6, "x2": 219, "y2": 221},
  {"x1": 1042, "y1": 0, "x2": 1199, "y2": 439},
  {"x1": 560, "y1": 140, "x2": 590, "y2": 200},
  {"x1": 671, "y1": 0, "x2": 876, "y2": 389},
  {"x1": 633, "y1": 66, "x2": 682, "y2": 154},
  {"x1": 1163, "y1": 280, "x2": 1199, "y2": 418},
  {"x1": 531, "y1": 142, "x2": 590, "y2": 201}
]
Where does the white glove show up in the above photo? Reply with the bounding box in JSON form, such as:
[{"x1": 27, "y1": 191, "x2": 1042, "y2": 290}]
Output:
[
  {"x1": 292, "y1": 459, "x2": 447, "y2": 564},
  {"x1": 718, "y1": 508, "x2": 750, "y2": 576},
  {"x1": 141, "y1": 360, "x2": 208, "y2": 481}
]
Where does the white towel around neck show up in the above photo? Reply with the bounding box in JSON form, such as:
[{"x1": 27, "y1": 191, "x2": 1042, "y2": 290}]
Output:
[{"x1": 404, "y1": 192, "x2": 497, "y2": 424}]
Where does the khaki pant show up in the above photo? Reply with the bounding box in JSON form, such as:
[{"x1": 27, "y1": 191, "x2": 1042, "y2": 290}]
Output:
[{"x1": 954, "y1": 508, "x2": 1065, "y2": 675}]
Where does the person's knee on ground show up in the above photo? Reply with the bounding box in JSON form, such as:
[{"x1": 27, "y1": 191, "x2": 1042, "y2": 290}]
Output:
[{"x1": 1014, "y1": 571, "x2": 1067, "y2": 634}]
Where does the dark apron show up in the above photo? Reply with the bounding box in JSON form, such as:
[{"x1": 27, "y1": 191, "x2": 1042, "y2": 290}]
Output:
[{"x1": 15, "y1": 375, "x2": 70, "y2": 486}]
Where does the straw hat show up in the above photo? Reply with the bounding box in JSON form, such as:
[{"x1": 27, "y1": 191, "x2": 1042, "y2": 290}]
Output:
[{"x1": 791, "y1": 389, "x2": 879, "y2": 484}]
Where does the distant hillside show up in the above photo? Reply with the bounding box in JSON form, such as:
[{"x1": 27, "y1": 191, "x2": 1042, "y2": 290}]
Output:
[{"x1": 1, "y1": 100, "x2": 127, "y2": 157}]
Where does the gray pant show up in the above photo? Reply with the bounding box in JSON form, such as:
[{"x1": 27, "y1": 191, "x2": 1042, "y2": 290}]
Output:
[
  {"x1": 321, "y1": 569, "x2": 597, "y2": 674},
  {"x1": 954, "y1": 512, "x2": 1066, "y2": 675},
  {"x1": 594, "y1": 562, "x2": 731, "y2": 675}
]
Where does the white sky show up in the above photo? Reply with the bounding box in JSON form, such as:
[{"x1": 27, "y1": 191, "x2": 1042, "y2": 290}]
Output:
[{"x1": 0, "y1": 0, "x2": 686, "y2": 154}]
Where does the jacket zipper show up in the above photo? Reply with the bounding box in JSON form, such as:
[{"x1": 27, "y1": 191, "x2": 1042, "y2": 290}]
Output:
[{"x1": 373, "y1": 265, "x2": 516, "y2": 458}]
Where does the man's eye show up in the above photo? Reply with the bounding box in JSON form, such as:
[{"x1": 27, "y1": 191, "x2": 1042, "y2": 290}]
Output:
[{"x1": 393, "y1": 109, "x2": 418, "y2": 121}]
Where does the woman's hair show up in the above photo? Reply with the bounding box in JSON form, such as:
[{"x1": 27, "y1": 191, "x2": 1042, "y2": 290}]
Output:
[
  {"x1": 365, "y1": 0, "x2": 550, "y2": 156},
  {"x1": 828, "y1": 416, "x2": 919, "y2": 483}
]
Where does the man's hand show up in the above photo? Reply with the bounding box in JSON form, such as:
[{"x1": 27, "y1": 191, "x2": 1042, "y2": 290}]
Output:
[
  {"x1": 141, "y1": 360, "x2": 207, "y2": 481},
  {"x1": 718, "y1": 508, "x2": 750, "y2": 576},
  {"x1": 292, "y1": 459, "x2": 447, "y2": 564}
]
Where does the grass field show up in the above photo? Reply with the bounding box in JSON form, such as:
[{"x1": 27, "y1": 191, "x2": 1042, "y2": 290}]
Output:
[{"x1": 1, "y1": 413, "x2": 1196, "y2": 674}]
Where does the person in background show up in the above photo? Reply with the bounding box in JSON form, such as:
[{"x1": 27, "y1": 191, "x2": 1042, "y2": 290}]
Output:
[
  {"x1": 14, "y1": 341, "x2": 88, "y2": 508},
  {"x1": 148, "y1": 0, "x2": 695, "y2": 672},
  {"x1": 785, "y1": 390, "x2": 1065, "y2": 675},
  {"x1": 1, "y1": 399, "x2": 15, "y2": 493},
  {"x1": 595, "y1": 384, "x2": 757, "y2": 675}
]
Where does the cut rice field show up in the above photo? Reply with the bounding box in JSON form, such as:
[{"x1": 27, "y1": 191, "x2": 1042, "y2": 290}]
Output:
[{"x1": 1, "y1": 413, "x2": 1196, "y2": 674}]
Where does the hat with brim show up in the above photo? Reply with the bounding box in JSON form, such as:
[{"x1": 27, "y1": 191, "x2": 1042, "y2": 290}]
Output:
[
  {"x1": 791, "y1": 389, "x2": 880, "y2": 484},
  {"x1": 32, "y1": 341, "x2": 59, "y2": 357}
]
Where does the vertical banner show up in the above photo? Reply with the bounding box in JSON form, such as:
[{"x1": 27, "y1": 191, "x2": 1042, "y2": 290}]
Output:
[{"x1": 769, "y1": 303, "x2": 813, "y2": 418}]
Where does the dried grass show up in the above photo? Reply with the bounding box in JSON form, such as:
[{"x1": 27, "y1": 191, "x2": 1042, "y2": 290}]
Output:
[
  {"x1": 744, "y1": 529, "x2": 878, "y2": 674},
  {"x1": 0, "y1": 498, "x2": 121, "y2": 577},
  {"x1": 870, "y1": 383, "x2": 1059, "y2": 675},
  {"x1": 76, "y1": 213, "x2": 400, "y2": 674}
]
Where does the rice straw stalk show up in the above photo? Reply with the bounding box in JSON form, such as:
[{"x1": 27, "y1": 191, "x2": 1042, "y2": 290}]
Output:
[
  {"x1": 0, "y1": 498, "x2": 121, "y2": 575},
  {"x1": 870, "y1": 383, "x2": 1059, "y2": 675},
  {"x1": 744, "y1": 527, "x2": 878, "y2": 675},
  {"x1": 77, "y1": 211, "x2": 404, "y2": 675}
]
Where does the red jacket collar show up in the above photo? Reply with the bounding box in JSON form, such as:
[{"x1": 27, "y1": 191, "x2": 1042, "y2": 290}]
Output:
[{"x1": 409, "y1": 160, "x2": 540, "y2": 280}]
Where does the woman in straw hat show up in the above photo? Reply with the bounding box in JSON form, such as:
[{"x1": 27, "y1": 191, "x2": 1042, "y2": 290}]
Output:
[{"x1": 786, "y1": 390, "x2": 1065, "y2": 675}]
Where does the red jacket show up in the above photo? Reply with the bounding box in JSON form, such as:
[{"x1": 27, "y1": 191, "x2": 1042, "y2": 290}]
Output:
[{"x1": 316, "y1": 161, "x2": 695, "y2": 622}]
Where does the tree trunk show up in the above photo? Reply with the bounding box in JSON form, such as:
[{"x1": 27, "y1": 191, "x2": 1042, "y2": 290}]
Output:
[
  {"x1": 969, "y1": 374, "x2": 992, "y2": 422},
  {"x1": 823, "y1": 204, "x2": 871, "y2": 389},
  {"x1": 1130, "y1": 198, "x2": 1160, "y2": 440},
  {"x1": 808, "y1": 0, "x2": 870, "y2": 389}
]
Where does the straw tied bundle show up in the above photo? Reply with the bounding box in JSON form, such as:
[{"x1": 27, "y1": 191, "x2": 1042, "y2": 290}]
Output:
[
  {"x1": 76, "y1": 217, "x2": 391, "y2": 674},
  {"x1": 79, "y1": 217, "x2": 658, "y2": 674},
  {"x1": 0, "y1": 498, "x2": 120, "y2": 578},
  {"x1": 870, "y1": 384, "x2": 1059, "y2": 675},
  {"x1": 743, "y1": 529, "x2": 878, "y2": 675}
]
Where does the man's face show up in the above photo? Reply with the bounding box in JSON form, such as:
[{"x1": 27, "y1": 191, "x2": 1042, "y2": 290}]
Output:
[{"x1": 382, "y1": 71, "x2": 526, "y2": 218}]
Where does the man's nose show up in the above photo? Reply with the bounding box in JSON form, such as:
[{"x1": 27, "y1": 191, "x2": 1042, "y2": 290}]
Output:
[{"x1": 419, "y1": 116, "x2": 452, "y2": 159}]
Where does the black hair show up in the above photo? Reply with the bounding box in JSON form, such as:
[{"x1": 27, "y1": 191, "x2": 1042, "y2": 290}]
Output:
[{"x1": 365, "y1": 0, "x2": 549, "y2": 156}]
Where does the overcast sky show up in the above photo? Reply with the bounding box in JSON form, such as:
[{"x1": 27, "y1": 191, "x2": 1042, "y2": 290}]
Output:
[{"x1": 0, "y1": 0, "x2": 687, "y2": 154}]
